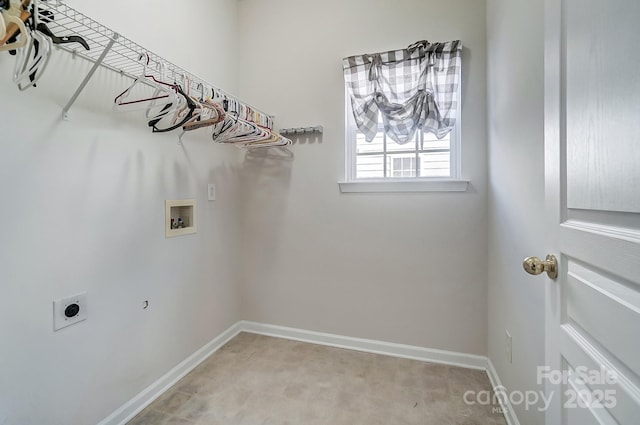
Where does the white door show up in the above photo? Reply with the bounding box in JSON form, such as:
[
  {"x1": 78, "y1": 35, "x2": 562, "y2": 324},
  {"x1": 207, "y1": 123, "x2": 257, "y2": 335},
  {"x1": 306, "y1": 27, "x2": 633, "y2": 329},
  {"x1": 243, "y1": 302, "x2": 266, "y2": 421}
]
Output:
[{"x1": 542, "y1": 0, "x2": 640, "y2": 424}]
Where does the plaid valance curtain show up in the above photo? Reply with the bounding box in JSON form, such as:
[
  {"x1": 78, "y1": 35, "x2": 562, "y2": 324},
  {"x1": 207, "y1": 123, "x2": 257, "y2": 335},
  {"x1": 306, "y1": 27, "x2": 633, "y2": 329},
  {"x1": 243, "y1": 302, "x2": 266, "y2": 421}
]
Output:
[{"x1": 343, "y1": 40, "x2": 462, "y2": 145}]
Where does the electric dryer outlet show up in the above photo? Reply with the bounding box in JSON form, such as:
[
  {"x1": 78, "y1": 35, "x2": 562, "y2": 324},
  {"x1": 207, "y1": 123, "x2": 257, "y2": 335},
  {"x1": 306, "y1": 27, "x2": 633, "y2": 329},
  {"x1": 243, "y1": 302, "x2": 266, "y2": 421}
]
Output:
[{"x1": 53, "y1": 292, "x2": 88, "y2": 331}]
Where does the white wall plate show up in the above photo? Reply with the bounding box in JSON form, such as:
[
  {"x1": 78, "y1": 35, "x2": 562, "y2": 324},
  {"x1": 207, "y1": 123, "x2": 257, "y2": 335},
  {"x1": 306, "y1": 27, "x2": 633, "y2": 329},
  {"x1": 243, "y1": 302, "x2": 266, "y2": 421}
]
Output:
[{"x1": 53, "y1": 292, "x2": 88, "y2": 331}]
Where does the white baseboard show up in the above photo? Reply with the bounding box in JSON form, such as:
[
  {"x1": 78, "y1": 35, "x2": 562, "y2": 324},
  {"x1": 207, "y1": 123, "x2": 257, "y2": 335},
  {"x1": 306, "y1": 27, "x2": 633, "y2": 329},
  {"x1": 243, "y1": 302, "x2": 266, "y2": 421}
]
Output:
[
  {"x1": 240, "y1": 321, "x2": 488, "y2": 370},
  {"x1": 486, "y1": 358, "x2": 521, "y2": 425},
  {"x1": 98, "y1": 321, "x2": 243, "y2": 425},
  {"x1": 100, "y1": 320, "x2": 493, "y2": 425}
]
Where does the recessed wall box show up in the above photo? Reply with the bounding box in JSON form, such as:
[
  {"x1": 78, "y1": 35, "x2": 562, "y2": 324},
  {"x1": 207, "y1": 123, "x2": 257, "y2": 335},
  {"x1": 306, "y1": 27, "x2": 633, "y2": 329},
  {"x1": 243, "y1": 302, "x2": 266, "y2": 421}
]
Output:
[{"x1": 165, "y1": 199, "x2": 196, "y2": 237}]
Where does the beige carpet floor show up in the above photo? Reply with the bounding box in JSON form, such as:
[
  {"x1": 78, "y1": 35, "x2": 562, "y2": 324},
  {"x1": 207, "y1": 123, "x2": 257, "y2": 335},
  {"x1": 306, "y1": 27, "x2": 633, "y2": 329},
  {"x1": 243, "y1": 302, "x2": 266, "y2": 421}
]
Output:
[{"x1": 128, "y1": 332, "x2": 506, "y2": 425}]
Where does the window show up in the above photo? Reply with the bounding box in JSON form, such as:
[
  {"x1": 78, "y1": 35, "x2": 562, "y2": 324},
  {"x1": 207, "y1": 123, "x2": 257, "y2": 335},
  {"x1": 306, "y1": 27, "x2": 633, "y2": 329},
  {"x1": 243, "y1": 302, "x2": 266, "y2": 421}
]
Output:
[
  {"x1": 340, "y1": 40, "x2": 467, "y2": 192},
  {"x1": 345, "y1": 105, "x2": 462, "y2": 184},
  {"x1": 349, "y1": 114, "x2": 456, "y2": 180}
]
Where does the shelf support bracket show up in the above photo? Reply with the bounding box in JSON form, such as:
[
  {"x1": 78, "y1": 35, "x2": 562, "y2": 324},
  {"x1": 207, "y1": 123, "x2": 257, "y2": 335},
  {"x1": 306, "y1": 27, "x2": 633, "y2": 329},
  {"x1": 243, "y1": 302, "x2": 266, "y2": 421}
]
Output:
[{"x1": 62, "y1": 32, "x2": 119, "y2": 120}]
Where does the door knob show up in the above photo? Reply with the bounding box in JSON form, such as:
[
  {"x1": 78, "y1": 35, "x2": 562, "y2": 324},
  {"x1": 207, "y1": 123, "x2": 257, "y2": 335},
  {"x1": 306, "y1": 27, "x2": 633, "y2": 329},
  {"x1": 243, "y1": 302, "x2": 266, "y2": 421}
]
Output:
[{"x1": 523, "y1": 254, "x2": 558, "y2": 279}]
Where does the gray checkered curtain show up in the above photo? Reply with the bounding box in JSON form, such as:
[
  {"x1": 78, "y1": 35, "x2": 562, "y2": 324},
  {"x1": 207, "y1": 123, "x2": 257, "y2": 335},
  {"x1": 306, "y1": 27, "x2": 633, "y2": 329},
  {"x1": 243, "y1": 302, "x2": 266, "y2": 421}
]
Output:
[{"x1": 343, "y1": 40, "x2": 462, "y2": 144}]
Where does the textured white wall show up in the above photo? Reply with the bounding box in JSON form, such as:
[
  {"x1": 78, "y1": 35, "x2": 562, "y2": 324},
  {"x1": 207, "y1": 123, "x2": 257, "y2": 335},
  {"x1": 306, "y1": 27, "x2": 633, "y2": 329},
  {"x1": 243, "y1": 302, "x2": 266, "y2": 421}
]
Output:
[
  {"x1": 0, "y1": 1, "x2": 242, "y2": 424},
  {"x1": 236, "y1": 0, "x2": 489, "y2": 355},
  {"x1": 487, "y1": 0, "x2": 545, "y2": 424}
]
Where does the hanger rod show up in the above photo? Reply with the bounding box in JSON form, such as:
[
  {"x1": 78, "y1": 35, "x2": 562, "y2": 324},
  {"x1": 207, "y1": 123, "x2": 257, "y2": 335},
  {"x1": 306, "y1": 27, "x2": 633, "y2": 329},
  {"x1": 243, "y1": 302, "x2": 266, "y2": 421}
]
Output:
[{"x1": 278, "y1": 126, "x2": 323, "y2": 135}]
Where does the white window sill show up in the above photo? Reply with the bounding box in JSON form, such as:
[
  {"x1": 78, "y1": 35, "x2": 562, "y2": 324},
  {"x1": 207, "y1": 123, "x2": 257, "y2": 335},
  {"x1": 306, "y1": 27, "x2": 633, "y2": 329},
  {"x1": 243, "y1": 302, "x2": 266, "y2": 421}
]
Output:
[{"x1": 338, "y1": 179, "x2": 470, "y2": 193}]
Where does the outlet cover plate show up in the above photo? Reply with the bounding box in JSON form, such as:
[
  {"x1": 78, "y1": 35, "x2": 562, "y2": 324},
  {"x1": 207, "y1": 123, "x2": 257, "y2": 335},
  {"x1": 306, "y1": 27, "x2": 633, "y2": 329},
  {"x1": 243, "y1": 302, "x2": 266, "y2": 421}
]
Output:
[
  {"x1": 53, "y1": 292, "x2": 87, "y2": 331},
  {"x1": 207, "y1": 184, "x2": 216, "y2": 201}
]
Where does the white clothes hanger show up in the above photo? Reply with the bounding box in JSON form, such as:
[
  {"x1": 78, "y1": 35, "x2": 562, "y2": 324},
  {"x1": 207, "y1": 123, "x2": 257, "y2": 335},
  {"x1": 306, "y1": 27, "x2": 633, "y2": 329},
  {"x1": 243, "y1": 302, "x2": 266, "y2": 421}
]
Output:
[
  {"x1": 0, "y1": 12, "x2": 6, "y2": 40},
  {"x1": 145, "y1": 61, "x2": 181, "y2": 122},
  {"x1": 0, "y1": 12, "x2": 29, "y2": 51},
  {"x1": 243, "y1": 132, "x2": 292, "y2": 148},
  {"x1": 13, "y1": 28, "x2": 52, "y2": 90},
  {"x1": 212, "y1": 114, "x2": 270, "y2": 145}
]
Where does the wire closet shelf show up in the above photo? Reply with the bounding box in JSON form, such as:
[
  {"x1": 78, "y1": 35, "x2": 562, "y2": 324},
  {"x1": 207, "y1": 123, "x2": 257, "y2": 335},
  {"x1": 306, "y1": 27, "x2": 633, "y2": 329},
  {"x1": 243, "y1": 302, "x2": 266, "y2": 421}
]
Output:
[{"x1": 36, "y1": 0, "x2": 274, "y2": 129}]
